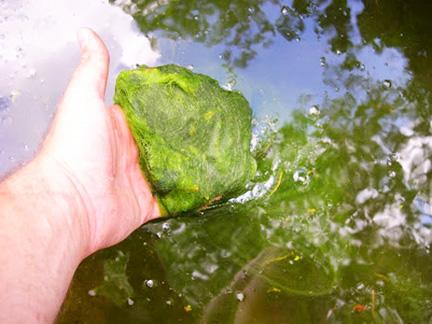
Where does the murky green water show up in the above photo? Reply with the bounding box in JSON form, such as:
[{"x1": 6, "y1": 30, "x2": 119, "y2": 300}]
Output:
[{"x1": 41, "y1": 0, "x2": 431, "y2": 322}]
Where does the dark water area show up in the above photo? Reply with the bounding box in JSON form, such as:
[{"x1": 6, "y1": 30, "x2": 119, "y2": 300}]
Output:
[{"x1": 54, "y1": 0, "x2": 432, "y2": 322}]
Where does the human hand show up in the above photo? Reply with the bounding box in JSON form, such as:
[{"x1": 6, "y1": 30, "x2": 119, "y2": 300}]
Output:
[
  {"x1": 0, "y1": 28, "x2": 159, "y2": 321},
  {"x1": 37, "y1": 28, "x2": 160, "y2": 256}
]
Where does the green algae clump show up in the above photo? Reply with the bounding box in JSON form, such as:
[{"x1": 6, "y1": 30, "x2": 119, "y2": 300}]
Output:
[{"x1": 114, "y1": 64, "x2": 256, "y2": 215}]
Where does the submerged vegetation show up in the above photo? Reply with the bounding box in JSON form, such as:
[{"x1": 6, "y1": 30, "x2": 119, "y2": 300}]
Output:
[{"x1": 114, "y1": 64, "x2": 256, "y2": 215}]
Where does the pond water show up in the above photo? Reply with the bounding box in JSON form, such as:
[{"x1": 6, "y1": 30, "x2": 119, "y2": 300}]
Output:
[{"x1": 2, "y1": 0, "x2": 432, "y2": 323}]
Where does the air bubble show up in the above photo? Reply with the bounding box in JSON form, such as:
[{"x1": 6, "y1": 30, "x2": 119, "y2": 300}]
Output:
[
  {"x1": 236, "y1": 292, "x2": 245, "y2": 302},
  {"x1": 281, "y1": 6, "x2": 289, "y2": 16},
  {"x1": 320, "y1": 56, "x2": 327, "y2": 67},
  {"x1": 162, "y1": 222, "x2": 170, "y2": 231},
  {"x1": 308, "y1": 105, "x2": 320, "y2": 116},
  {"x1": 293, "y1": 168, "x2": 309, "y2": 184},
  {"x1": 144, "y1": 279, "x2": 154, "y2": 288}
]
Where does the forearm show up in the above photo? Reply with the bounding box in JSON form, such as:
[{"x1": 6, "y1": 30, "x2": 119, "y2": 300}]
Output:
[{"x1": 0, "y1": 158, "x2": 87, "y2": 323}]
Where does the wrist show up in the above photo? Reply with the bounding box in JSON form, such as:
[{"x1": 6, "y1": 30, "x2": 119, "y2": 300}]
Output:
[
  {"x1": 0, "y1": 155, "x2": 91, "y2": 262},
  {"x1": 0, "y1": 156, "x2": 90, "y2": 322}
]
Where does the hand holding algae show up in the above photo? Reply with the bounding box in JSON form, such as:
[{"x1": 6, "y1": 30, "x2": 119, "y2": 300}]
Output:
[{"x1": 114, "y1": 64, "x2": 256, "y2": 215}]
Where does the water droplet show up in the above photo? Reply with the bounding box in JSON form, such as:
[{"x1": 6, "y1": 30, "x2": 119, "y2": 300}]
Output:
[
  {"x1": 127, "y1": 298, "x2": 134, "y2": 306},
  {"x1": 248, "y1": 7, "x2": 255, "y2": 14},
  {"x1": 223, "y1": 79, "x2": 236, "y2": 91},
  {"x1": 383, "y1": 79, "x2": 392, "y2": 88},
  {"x1": 360, "y1": 64, "x2": 365, "y2": 71},
  {"x1": 389, "y1": 171, "x2": 396, "y2": 178},
  {"x1": 88, "y1": 289, "x2": 96, "y2": 297},
  {"x1": 308, "y1": 105, "x2": 320, "y2": 116},
  {"x1": 336, "y1": 49, "x2": 342, "y2": 55},
  {"x1": 166, "y1": 300, "x2": 172, "y2": 305},
  {"x1": 144, "y1": 279, "x2": 154, "y2": 288},
  {"x1": 236, "y1": 292, "x2": 245, "y2": 302},
  {"x1": 193, "y1": 15, "x2": 199, "y2": 20},
  {"x1": 281, "y1": 6, "x2": 289, "y2": 16},
  {"x1": 320, "y1": 56, "x2": 327, "y2": 67},
  {"x1": 187, "y1": 64, "x2": 194, "y2": 70}
]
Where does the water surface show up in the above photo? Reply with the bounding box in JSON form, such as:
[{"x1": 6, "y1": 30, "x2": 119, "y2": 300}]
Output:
[{"x1": 1, "y1": 0, "x2": 432, "y2": 323}]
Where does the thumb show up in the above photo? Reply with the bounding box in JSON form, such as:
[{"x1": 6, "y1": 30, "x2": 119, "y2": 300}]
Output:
[{"x1": 63, "y1": 28, "x2": 110, "y2": 102}]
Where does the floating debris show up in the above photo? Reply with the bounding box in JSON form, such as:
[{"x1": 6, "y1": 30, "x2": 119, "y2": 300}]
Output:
[
  {"x1": 352, "y1": 304, "x2": 368, "y2": 312},
  {"x1": 267, "y1": 287, "x2": 281, "y2": 293}
]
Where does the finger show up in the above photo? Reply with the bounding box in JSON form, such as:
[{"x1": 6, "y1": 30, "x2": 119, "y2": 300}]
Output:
[{"x1": 64, "y1": 28, "x2": 110, "y2": 101}]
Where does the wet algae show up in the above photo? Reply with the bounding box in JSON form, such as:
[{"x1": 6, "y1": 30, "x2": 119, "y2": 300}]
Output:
[{"x1": 114, "y1": 64, "x2": 256, "y2": 215}]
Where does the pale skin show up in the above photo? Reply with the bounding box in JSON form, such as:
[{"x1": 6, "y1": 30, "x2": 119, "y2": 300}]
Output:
[{"x1": 0, "y1": 28, "x2": 160, "y2": 322}]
